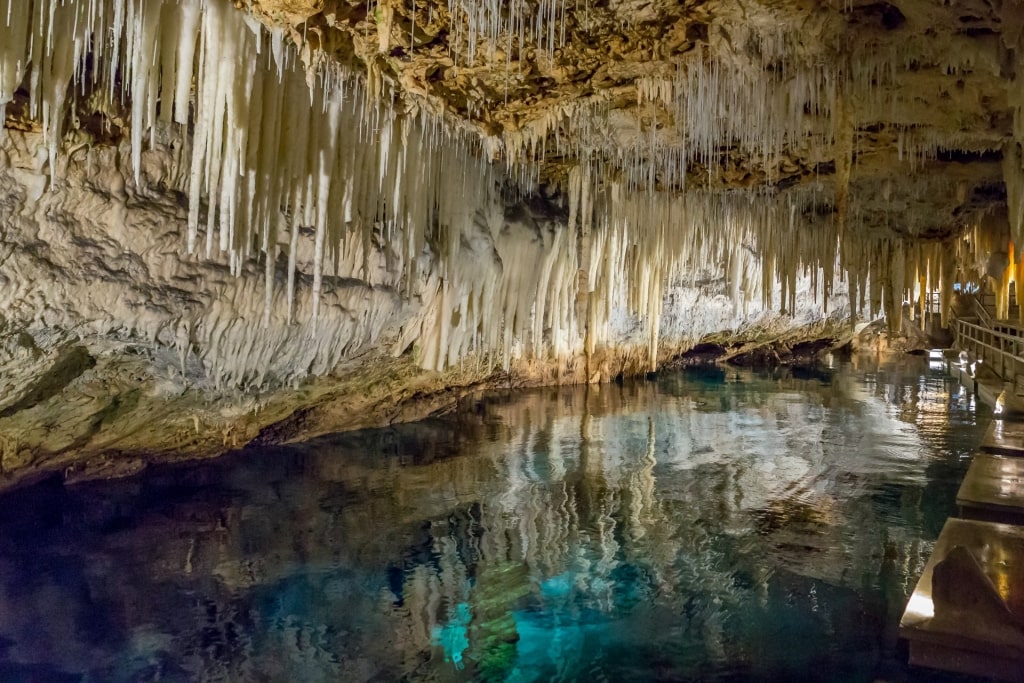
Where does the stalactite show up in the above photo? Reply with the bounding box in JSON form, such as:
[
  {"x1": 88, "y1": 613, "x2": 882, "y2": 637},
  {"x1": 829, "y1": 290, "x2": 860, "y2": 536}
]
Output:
[
  {"x1": 0, "y1": 0, "x2": 31, "y2": 133},
  {"x1": 0, "y1": 0, "x2": 996, "y2": 389},
  {"x1": 445, "y1": 0, "x2": 568, "y2": 66},
  {"x1": 833, "y1": 84, "x2": 853, "y2": 250}
]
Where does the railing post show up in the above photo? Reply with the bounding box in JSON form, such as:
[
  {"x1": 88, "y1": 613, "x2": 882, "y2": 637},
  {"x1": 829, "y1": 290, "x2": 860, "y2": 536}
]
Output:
[
  {"x1": 1001, "y1": 331, "x2": 1006, "y2": 378},
  {"x1": 1000, "y1": 331, "x2": 1005, "y2": 378},
  {"x1": 996, "y1": 331, "x2": 1000, "y2": 372}
]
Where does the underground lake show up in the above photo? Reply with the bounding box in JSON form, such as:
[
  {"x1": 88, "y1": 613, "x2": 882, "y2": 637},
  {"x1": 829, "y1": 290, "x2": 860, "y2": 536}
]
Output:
[{"x1": 0, "y1": 356, "x2": 993, "y2": 682}]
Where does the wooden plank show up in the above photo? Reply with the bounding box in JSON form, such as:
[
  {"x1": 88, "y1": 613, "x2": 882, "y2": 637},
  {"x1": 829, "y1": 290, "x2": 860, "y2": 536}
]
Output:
[
  {"x1": 958, "y1": 453, "x2": 1024, "y2": 522},
  {"x1": 900, "y1": 518, "x2": 1024, "y2": 681},
  {"x1": 982, "y1": 420, "x2": 1024, "y2": 457}
]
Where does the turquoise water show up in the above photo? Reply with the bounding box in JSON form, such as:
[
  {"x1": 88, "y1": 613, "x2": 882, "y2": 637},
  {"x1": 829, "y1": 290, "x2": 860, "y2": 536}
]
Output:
[{"x1": 0, "y1": 356, "x2": 993, "y2": 681}]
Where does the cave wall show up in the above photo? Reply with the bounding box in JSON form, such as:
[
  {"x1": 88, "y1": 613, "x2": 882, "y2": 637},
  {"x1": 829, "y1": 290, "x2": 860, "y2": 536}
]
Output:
[{"x1": 0, "y1": 116, "x2": 853, "y2": 488}]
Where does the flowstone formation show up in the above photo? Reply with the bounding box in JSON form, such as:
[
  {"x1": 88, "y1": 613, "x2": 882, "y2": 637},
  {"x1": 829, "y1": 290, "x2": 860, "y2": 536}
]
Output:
[{"x1": 0, "y1": 0, "x2": 1018, "y2": 484}]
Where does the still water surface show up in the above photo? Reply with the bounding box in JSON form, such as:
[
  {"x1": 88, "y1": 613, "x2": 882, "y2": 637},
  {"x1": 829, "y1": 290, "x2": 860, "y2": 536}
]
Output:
[{"x1": 0, "y1": 357, "x2": 992, "y2": 682}]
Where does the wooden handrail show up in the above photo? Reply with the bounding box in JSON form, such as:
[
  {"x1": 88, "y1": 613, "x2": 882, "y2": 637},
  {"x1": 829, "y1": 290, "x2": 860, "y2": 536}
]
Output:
[
  {"x1": 971, "y1": 294, "x2": 994, "y2": 329},
  {"x1": 956, "y1": 319, "x2": 1024, "y2": 383}
]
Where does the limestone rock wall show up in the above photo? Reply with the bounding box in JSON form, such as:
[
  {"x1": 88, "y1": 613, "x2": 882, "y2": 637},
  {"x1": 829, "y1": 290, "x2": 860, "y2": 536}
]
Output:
[{"x1": 0, "y1": 121, "x2": 852, "y2": 488}]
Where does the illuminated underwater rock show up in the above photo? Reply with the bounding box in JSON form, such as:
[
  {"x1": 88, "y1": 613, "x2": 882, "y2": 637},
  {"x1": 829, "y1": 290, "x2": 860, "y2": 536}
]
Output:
[{"x1": 430, "y1": 602, "x2": 472, "y2": 670}]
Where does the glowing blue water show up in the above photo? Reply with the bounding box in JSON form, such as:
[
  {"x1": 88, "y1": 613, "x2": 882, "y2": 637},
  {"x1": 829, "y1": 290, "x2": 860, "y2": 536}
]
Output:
[{"x1": 0, "y1": 357, "x2": 991, "y2": 681}]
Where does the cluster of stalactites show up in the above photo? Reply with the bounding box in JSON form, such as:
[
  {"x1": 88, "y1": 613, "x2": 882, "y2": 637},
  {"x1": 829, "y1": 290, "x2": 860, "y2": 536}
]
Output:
[
  {"x1": 1006, "y1": 141, "x2": 1024, "y2": 251},
  {"x1": 0, "y1": 0, "x2": 978, "y2": 384},
  {"x1": 1, "y1": 0, "x2": 625, "y2": 379},
  {"x1": 560, "y1": 177, "x2": 852, "y2": 369},
  {"x1": 499, "y1": 52, "x2": 839, "y2": 193},
  {"x1": 998, "y1": 7, "x2": 1024, "y2": 315},
  {"x1": 852, "y1": 238, "x2": 957, "y2": 332},
  {"x1": 631, "y1": 57, "x2": 837, "y2": 189},
  {"x1": 564, "y1": 170, "x2": 965, "y2": 352},
  {"x1": 954, "y1": 213, "x2": 1024, "y2": 322},
  {"x1": 0, "y1": 0, "x2": 492, "y2": 332},
  {"x1": 501, "y1": 37, "x2": 999, "y2": 198},
  {"x1": 443, "y1": 0, "x2": 568, "y2": 67}
]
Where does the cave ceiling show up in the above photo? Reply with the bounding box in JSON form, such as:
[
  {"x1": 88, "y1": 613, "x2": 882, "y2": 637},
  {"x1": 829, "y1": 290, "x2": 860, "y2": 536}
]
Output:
[
  {"x1": 1, "y1": 0, "x2": 1019, "y2": 245},
  {"x1": 229, "y1": 0, "x2": 1019, "y2": 240}
]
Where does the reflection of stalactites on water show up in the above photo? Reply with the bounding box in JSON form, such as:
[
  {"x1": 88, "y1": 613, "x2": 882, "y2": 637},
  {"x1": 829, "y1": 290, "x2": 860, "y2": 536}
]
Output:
[
  {"x1": 0, "y1": 358, "x2": 989, "y2": 681},
  {"x1": 176, "y1": 598, "x2": 258, "y2": 681},
  {"x1": 401, "y1": 565, "x2": 442, "y2": 655},
  {"x1": 624, "y1": 417, "x2": 659, "y2": 545},
  {"x1": 384, "y1": 504, "x2": 478, "y2": 672}
]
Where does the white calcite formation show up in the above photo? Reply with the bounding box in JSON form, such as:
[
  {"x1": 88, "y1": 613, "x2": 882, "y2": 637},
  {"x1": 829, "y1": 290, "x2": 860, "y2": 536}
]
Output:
[
  {"x1": 0, "y1": 0, "x2": 1010, "y2": 480},
  {"x1": 0, "y1": 0, "x2": 855, "y2": 381}
]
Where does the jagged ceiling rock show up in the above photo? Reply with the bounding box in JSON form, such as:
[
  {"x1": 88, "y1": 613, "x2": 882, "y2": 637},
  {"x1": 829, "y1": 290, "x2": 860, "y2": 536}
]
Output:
[
  {"x1": 3, "y1": 0, "x2": 1017, "y2": 244},
  {"x1": 239, "y1": 0, "x2": 1014, "y2": 221}
]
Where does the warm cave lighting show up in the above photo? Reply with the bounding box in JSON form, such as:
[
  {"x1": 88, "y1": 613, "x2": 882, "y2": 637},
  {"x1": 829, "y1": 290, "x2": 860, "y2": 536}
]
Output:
[
  {"x1": 998, "y1": 459, "x2": 1021, "y2": 497},
  {"x1": 904, "y1": 592, "x2": 936, "y2": 622}
]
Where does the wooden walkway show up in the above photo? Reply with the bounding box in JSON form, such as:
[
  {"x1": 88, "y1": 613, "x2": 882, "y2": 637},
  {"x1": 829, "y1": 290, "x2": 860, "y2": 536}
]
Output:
[
  {"x1": 900, "y1": 518, "x2": 1024, "y2": 681},
  {"x1": 981, "y1": 420, "x2": 1024, "y2": 456},
  {"x1": 957, "y1": 453, "x2": 1024, "y2": 523},
  {"x1": 900, "y1": 356, "x2": 1024, "y2": 682}
]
